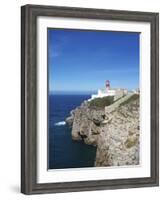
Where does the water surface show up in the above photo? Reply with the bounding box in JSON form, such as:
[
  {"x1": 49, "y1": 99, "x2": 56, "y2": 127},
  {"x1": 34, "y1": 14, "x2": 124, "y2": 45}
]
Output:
[{"x1": 48, "y1": 94, "x2": 97, "y2": 169}]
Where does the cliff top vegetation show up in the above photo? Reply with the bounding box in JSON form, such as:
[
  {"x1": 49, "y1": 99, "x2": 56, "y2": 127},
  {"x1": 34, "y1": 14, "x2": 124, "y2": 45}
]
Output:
[{"x1": 88, "y1": 96, "x2": 114, "y2": 108}]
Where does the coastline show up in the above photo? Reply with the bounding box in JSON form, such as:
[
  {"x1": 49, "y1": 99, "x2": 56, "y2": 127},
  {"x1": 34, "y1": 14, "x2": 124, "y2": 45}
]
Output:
[
  {"x1": 66, "y1": 93, "x2": 140, "y2": 167},
  {"x1": 48, "y1": 94, "x2": 97, "y2": 169}
]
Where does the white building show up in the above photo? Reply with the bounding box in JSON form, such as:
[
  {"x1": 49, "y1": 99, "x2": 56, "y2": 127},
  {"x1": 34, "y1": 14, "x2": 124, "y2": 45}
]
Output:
[
  {"x1": 88, "y1": 80, "x2": 128, "y2": 101},
  {"x1": 91, "y1": 89, "x2": 116, "y2": 100}
]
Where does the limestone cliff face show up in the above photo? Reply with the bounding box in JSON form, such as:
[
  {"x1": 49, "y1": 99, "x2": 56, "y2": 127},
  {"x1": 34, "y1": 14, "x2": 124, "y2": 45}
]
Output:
[{"x1": 66, "y1": 94, "x2": 140, "y2": 167}]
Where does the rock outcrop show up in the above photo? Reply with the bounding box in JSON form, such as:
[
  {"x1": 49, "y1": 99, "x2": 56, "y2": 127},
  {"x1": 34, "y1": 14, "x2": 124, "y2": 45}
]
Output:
[{"x1": 66, "y1": 94, "x2": 140, "y2": 167}]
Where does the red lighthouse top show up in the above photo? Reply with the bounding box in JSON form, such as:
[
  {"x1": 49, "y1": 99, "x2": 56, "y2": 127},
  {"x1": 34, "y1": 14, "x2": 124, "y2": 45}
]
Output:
[{"x1": 105, "y1": 80, "x2": 110, "y2": 89}]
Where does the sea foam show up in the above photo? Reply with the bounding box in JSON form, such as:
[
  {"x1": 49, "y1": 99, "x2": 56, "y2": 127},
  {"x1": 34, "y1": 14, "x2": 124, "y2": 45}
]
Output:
[{"x1": 55, "y1": 121, "x2": 66, "y2": 126}]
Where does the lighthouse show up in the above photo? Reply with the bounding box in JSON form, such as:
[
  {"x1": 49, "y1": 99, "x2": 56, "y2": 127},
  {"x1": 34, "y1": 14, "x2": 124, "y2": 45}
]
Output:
[
  {"x1": 89, "y1": 80, "x2": 130, "y2": 101},
  {"x1": 105, "y1": 80, "x2": 110, "y2": 91}
]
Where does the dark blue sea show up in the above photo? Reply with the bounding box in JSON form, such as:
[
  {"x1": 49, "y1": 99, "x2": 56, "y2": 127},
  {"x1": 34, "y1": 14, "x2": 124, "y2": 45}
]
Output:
[{"x1": 48, "y1": 94, "x2": 97, "y2": 169}]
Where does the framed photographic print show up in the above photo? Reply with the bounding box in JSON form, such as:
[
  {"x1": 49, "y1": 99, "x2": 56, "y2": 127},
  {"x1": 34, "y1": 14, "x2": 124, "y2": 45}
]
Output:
[{"x1": 21, "y1": 4, "x2": 159, "y2": 194}]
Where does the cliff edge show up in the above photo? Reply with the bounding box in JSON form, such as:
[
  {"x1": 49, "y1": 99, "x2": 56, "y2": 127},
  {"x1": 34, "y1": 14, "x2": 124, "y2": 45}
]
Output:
[{"x1": 66, "y1": 93, "x2": 140, "y2": 167}]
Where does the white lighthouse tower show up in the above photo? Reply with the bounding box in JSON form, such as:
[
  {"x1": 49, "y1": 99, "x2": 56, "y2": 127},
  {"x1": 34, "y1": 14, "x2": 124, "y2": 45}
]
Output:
[
  {"x1": 89, "y1": 80, "x2": 119, "y2": 101},
  {"x1": 105, "y1": 80, "x2": 110, "y2": 91}
]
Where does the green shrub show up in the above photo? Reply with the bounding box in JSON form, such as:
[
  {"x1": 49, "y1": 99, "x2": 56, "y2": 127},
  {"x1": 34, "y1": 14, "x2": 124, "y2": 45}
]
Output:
[{"x1": 89, "y1": 96, "x2": 114, "y2": 108}]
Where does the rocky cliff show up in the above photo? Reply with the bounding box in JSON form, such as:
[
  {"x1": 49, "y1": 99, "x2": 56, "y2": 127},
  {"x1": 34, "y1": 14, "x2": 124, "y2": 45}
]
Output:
[{"x1": 66, "y1": 93, "x2": 140, "y2": 167}]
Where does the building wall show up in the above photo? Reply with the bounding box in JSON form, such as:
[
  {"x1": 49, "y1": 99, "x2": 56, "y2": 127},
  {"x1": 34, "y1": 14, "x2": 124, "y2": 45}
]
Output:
[{"x1": 98, "y1": 89, "x2": 116, "y2": 97}]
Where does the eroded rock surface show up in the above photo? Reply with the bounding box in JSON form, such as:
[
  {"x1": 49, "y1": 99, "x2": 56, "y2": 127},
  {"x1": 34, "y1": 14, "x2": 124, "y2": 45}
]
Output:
[{"x1": 66, "y1": 94, "x2": 140, "y2": 167}]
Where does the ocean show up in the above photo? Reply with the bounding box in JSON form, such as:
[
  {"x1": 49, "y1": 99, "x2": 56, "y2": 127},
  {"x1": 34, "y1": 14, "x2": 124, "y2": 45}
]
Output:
[{"x1": 48, "y1": 94, "x2": 97, "y2": 169}]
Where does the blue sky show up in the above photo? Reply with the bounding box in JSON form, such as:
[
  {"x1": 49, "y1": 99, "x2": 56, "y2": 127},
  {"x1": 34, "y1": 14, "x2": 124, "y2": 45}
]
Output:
[{"x1": 48, "y1": 28, "x2": 139, "y2": 94}]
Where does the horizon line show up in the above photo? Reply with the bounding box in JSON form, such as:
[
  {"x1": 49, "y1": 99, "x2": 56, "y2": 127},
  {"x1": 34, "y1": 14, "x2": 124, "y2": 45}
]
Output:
[{"x1": 49, "y1": 88, "x2": 139, "y2": 94}]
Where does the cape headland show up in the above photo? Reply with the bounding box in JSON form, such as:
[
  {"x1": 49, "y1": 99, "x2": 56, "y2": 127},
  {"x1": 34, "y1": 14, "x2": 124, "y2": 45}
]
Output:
[{"x1": 66, "y1": 88, "x2": 140, "y2": 167}]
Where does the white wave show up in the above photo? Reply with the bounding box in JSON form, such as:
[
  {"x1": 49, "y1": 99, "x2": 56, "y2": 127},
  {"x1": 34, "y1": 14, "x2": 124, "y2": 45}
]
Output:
[{"x1": 54, "y1": 121, "x2": 66, "y2": 126}]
